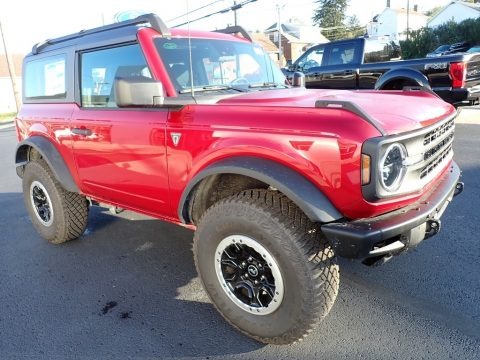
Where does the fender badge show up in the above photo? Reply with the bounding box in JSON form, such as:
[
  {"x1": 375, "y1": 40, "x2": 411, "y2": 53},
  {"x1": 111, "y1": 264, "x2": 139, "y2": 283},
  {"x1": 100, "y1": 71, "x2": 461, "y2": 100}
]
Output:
[{"x1": 171, "y1": 132, "x2": 181, "y2": 147}]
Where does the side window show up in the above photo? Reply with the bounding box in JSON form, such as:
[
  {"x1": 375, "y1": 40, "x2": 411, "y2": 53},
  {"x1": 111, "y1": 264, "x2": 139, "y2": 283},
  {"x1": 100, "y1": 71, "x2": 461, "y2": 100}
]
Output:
[
  {"x1": 364, "y1": 41, "x2": 401, "y2": 63},
  {"x1": 326, "y1": 43, "x2": 359, "y2": 66},
  {"x1": 297, "y1": 46, "x2": 325, "y2": 71},
  {"x1": 24, "y1": 54, "x2": 66, "y2": 100},
  {"x1": 80, "y1": 44, "x2": 151, "y2": 108}
]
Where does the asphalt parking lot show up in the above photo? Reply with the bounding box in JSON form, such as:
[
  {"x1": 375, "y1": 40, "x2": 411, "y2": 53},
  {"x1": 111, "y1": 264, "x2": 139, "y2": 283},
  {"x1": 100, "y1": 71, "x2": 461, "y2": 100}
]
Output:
[{"x1": 0, "y1": 109, "x2": 479, "y2": 360}]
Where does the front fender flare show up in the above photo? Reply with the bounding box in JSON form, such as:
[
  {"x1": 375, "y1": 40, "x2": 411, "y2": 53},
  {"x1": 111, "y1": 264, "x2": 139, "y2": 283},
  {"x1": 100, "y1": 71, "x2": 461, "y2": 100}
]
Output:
[
  {"x1": 15, "y1": 136, "x2": 79, "y2": 193},
  {"x1": 178, "y1": 156, "x2": 342, "y2": 224}
]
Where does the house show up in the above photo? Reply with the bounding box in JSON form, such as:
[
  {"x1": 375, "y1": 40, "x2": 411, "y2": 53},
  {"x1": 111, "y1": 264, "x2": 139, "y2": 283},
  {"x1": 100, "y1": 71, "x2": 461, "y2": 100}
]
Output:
[
  {"x1": 367, "y1": 7, "x2": 428, "y2": 43},
  {"x1": 264, "y1": 20, "x2": 329, "y2": 65},
  {"x1": 0, "y1": 53, "x2": 23, "y2": 113},
  {"x1": 428, "y1": 1, "x2": 480, "y2": 28},
  {"x1": 249, "y1": 32, "x2": 280, "y2": 63}
]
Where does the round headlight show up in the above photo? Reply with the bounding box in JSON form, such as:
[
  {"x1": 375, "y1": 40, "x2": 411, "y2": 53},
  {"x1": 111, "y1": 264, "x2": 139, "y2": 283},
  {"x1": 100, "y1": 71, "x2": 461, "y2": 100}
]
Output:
[{"x1": 379, "y1": 143, "x2": 407, "y2": 192}]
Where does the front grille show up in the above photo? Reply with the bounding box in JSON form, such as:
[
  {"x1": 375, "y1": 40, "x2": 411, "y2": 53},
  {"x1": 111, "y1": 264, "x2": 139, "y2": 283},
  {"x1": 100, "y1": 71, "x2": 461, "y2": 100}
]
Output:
[
  {"x1": 423, "y1": 132, "x2": 454, "y2": 162},
  {"x1": 417, "y1": 118, "x2": 455, "y2": 180},
  {"x1": 423, "y1": 118, "x2": 455, "y2": 146},
  {"x1": 420, "y1": 143, "x2": 453, "y2": 179}
]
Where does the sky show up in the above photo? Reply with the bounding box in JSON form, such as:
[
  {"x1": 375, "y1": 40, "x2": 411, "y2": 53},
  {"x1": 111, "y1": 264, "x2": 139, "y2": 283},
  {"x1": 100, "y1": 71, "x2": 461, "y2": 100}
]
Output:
[{"x1": 0, "y1": 0, "x2": 452, "y2": 54}]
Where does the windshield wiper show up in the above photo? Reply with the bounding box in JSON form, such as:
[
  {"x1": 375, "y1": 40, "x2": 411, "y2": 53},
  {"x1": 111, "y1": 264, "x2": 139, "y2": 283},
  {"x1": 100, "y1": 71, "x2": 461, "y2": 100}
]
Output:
[
  {"x1": 179, "y1": 85, "x2": 248, "y2": 94},
  {"x1": 248, "y1": 82, "x2": 286, "y2": 89}
]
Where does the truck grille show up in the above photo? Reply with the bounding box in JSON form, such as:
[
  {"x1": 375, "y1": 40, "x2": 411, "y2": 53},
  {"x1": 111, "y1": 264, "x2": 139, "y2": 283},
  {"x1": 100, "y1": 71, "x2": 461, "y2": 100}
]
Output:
[
  {"x1": 423, "y1": 118, "x2": 455, "y2": 146},
  {"x1": 418, "y1": 118, "x2": 455, "y2": 180},
  {"x1": 420, "y1": 143, "x2": 453, "y2": 179}
]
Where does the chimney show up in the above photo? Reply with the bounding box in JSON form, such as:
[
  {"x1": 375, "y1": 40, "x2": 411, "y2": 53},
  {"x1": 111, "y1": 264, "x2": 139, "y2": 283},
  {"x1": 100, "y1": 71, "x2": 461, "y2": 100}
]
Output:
[
  {"x1": 387, "y1": 0, "x2": 390, "y2": 8},
  {"x1": 414, "y1": 4, "x2": 418, "y2": 12}
]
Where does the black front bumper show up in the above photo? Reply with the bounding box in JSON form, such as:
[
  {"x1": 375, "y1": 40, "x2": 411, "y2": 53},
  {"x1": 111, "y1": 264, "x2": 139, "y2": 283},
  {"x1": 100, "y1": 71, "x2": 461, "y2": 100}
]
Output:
[{"x1": 322, "y1": 162, "x2": 463, "y2": 261}]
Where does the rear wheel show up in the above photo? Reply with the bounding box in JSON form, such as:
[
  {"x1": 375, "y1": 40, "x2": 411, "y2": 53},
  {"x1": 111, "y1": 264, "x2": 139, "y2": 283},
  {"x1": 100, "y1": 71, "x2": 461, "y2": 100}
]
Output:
[
  {"x1": 382, "y1": 79, "x2": 421, "y2": 90},
  {"x1": 22, "y1": 160, "x2": 89, "y2": 244},
  {"x1": 194, "y1": 189, "x2": 339, "y2": 344}
]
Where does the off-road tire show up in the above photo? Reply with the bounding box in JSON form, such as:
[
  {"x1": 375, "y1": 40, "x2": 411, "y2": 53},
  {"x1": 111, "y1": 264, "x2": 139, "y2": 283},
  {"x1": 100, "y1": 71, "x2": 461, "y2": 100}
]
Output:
[
  {"x1": 193, "y1": 189, "x2": 339, "y2": 344},
  {"x1": 22, "y1": 159, "x2": 88, "y2": 244}
]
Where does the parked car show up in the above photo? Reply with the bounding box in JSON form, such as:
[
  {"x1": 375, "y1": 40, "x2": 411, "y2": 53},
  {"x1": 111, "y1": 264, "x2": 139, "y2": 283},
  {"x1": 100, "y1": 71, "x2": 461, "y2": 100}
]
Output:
[
  {"x1": 448, "y1": 41, "x2": 471, "y2": 54},
  {"x1": 426, "y1": 42, "x2": 471, "y2": 57},
  {"x1": 467, "y1": 45, "x2": 480, "y2": 53},
  {"x1": 426, "y1": 44, "x2": 451, "y2": 57},
  {"x1": 283, "y1": 37, "x2": 480, "y2": 105},
  {"x1": 16, "y1": 14, "x2": 463, "y2": 344}
]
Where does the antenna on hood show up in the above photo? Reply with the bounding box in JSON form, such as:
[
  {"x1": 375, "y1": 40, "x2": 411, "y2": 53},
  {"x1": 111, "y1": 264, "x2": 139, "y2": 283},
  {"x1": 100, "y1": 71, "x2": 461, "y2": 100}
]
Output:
[{"x1": 186, "y1": 0, "x2": 195, "y2": 97}]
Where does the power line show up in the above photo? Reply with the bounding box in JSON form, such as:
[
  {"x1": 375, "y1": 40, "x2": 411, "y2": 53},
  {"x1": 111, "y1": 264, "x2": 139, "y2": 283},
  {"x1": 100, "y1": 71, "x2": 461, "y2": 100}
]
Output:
[
  {"x1": 172, "y1": 0, "x2": 257, "y2": 28},
  {"x1": 167, "y1": 0, "x2": 226, "y2": 22}
]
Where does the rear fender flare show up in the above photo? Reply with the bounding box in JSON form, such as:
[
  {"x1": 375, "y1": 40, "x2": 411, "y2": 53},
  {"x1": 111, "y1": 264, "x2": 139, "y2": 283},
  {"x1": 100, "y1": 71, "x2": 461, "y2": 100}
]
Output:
[
  {"x1": 375, "y1": 68, "x2": 431, "y2": 90},
  {"x1": 15, "y1": 136, "x2": 79, "y2": 193}
]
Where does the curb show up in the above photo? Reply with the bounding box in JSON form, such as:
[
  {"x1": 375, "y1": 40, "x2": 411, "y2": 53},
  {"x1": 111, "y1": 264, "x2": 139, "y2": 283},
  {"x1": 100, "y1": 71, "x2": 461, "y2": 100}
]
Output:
[
  {"x1": 457, "y1": 108, "x2": 480, "y2": 124},
  {"x1": 0, "y1": 121, "x2": 15, "y2": 129}
]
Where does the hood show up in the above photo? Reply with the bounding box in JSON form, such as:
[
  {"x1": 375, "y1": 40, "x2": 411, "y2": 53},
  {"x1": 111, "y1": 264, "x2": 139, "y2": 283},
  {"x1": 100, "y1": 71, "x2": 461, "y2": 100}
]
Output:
[{"x1": 216, "y1": 88, "x2": 455, "y2": 135}]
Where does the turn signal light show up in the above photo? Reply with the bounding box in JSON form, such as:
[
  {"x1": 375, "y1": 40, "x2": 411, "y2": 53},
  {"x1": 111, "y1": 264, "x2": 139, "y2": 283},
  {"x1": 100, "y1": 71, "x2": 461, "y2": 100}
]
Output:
[{"x1": 361, "y1": 154, "x2": 371, "y2": 185}]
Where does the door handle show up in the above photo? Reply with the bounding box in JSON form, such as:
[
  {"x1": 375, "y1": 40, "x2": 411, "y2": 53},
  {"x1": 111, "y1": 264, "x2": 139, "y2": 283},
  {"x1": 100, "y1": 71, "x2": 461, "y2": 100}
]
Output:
[
  {"x1": 72, "y1": 128, "x2": 93, "y2": 136},
  {"x1": 343, "y1": 70, "x2": 354, "y2": 75}
]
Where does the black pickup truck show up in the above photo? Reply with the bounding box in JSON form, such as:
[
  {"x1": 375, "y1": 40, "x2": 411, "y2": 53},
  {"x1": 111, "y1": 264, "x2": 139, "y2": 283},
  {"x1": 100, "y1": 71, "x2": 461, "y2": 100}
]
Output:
[{"x1": 283, "y1": 37, "x2": 480, "y2": 105}]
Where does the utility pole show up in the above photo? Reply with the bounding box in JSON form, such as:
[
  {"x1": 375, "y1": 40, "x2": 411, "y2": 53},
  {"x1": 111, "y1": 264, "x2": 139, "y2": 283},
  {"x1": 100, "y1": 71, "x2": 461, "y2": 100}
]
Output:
[
  {"x1": 406, "y1": 0, "x2": 410, "y2": 41},
  {"x1": 233, "y1": 1, "x2": 238, "y2": 26},
  {"x1": 276, "y1": 4, "x2": 283, "y2": 66},
  {"x1": 0, "y1": 20, "x2": 21, "y2": 113}
]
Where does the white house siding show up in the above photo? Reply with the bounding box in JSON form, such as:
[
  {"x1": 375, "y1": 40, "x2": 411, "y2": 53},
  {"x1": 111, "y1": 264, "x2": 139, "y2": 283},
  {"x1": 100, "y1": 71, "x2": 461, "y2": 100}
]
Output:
[
  {"x1": 377, "y1": 9, "x2": 398, "y2": 40},
  {"x1": 368, "y1": 8, "x2": 427, "y2": 42},
  {"x1": 0, "y1": 77, "x2": 21, "y2": 113},
  {"x1": 428, "y1": 2, "x2": 480, "y2": 28}
]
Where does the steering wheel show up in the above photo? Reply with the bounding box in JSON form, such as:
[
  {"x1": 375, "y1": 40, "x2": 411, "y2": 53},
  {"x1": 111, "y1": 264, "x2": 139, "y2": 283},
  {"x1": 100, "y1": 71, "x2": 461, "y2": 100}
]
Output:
[
  {"x1": 303, "y1": 59, "x2": 319, "y2": 71},
  {"x1": 230, "y1": 77, "x2": 249, "y2": 86}
]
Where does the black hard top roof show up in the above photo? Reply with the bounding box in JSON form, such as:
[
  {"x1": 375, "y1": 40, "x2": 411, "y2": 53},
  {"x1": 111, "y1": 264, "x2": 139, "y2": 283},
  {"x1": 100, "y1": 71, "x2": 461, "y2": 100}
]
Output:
[{"x1": 29, "y1": 13, "x2": 170, "y2": 56}]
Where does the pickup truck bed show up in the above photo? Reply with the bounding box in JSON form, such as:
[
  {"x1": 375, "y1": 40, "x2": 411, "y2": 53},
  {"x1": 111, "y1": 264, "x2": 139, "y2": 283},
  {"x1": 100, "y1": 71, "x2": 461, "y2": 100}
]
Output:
[{"x1": 284, "y1": 37, "x2": 480, "y2": 105}]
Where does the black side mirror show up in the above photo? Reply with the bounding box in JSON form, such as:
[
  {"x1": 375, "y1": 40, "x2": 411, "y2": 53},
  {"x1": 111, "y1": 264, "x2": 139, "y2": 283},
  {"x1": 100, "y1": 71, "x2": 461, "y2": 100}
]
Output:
[
  {"x1": 115, "y1": 77, "x2": 164, "y2": 107},
  {"x1": 292, "y1": 72, "x2": 305, "y2": 88}
]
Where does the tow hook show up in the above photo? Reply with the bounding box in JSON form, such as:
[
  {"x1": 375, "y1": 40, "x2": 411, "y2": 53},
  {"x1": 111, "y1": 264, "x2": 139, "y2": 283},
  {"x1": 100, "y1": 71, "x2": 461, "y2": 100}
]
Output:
[
  {"x1": 454, "y1": 182, "x2": 464, "y2": 197},
  {"x1": 425, "y1": 219, "x2": 441, "y2": 239}
]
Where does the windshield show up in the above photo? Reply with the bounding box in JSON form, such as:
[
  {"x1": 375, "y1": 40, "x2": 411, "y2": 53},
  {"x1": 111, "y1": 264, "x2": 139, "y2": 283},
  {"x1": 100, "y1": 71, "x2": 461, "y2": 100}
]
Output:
[
  {"x1": 435, "y1": 45, "x2": 450, "y2": 52},
  {"x1": 155, "y1": 37, "x2": 286, "y2": 93}
]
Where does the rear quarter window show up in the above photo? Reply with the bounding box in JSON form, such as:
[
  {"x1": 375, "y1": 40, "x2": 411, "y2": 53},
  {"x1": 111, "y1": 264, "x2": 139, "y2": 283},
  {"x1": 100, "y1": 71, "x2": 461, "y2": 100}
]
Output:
[
  {"x1": 364, "y1": 41, "x2": 401, "y2": 63},
  {"x1": 24, "y1": 54, "x2": 66, "y2": 100}
]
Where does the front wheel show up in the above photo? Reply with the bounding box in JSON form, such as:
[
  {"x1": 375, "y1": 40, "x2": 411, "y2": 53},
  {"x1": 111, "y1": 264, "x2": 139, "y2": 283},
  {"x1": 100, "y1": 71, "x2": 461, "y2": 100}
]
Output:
[
  {"x1": 22, "y1": 159, "x2": 89, "y2": 244},
  {"x1": 193, "y1": 189, "x2": 339, "y2": 344}
]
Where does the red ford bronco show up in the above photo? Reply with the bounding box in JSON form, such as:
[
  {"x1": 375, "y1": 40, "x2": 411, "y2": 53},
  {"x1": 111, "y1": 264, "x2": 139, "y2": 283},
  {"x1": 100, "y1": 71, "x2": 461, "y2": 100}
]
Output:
[{"x1": 15, "y1": 14, "x2": 463, "y2": 344}]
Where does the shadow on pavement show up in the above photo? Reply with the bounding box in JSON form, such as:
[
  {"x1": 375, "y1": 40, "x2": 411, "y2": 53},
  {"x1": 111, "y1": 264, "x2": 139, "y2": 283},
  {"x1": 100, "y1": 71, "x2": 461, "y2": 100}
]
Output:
[{"x1": 0, "y1": 192, "x2": 262, "y2": 359}]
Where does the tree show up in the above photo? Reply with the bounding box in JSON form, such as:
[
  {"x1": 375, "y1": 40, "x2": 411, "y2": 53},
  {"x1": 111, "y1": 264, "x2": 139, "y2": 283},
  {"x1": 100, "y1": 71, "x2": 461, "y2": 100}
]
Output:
[
  {"x1": 313, "y1": 1, "x2": 364, "y2": 41},
  {"x1": 312, "y1": 0, "x2": 348, "y2": 28},
  {"x1": 400, "y1": 17, "x2": 480, "y2": 59},
  {"x1": 345, "y1": 15, "x2": 365, "y2": 39}
]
